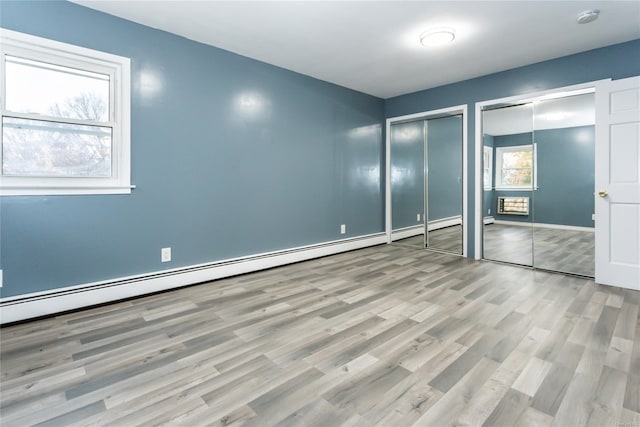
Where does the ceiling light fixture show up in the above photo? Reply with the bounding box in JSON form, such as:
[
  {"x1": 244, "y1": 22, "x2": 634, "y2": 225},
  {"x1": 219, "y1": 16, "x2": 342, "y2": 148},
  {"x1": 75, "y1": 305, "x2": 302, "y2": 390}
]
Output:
[
  {"x1": 576, "y1": 9, "x2": 599, "y2": 24},
  {"x1": 420, "y1": 27, "x2": 455, "y2": 47}
]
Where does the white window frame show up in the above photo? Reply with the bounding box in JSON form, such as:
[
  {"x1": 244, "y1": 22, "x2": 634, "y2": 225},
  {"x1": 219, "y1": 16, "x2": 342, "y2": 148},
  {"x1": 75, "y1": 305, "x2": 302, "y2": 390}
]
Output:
[
  {"x1": 0, "y1": 28, "x2": 131, "y2": 196},
  {"x1": 494, "y1": 144, "x2": 537, "y2": 191},
  {"x1": 483, "y1": 146, "x2": 493, "y2": 190}
]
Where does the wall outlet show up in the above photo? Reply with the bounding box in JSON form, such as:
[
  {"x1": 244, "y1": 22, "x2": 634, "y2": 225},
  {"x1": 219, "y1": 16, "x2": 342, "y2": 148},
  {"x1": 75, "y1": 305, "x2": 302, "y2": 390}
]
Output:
[
  {"x1": 340, "y1": 224, "x2": 346, "y2": 234},
  {"x1": 417, "y1": 214, "x2": 421, "y2": 221},
  {"x1": 488, "y1": 209, "x2": 491, "y2": 215},
  {"x1": 161, "y1": 247, "x2": 171, "y2": 262},
  {"x1": 0, "y1": 269, "x2": 3, "y2": 288},
  {"x1": 592, "y1": 213, "x2": 595, "y2": 221}
]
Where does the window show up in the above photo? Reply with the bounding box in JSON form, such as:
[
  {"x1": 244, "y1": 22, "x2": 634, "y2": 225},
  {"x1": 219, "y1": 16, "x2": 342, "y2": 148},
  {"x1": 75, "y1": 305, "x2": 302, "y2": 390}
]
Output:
[
  {"x1": 483, "y1": 146, "x2": 493, "y2": 190},
  {"x1": 495, "y1": 144, "x2": 537, "y2": 190},
  {"x1": 1, "y1": 29, "x2": 131, "y2": 195}
]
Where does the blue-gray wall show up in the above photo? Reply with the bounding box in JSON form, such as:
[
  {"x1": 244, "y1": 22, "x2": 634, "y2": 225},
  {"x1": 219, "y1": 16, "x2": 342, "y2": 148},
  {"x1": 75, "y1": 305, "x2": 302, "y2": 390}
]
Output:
[
  {"x1": 387, "y1": 38, "x2": 640, "y2": 257},
  {"x1": 390, "y1": 121, "x2": 424, "y2": 230},
  {"x1": 0, "y1": 1, "x2": 385, "y2": 297},
  {"x1": 534, "y1": 126, "x2": 595, "y2": 227},
  {"x1": 487, "y1": 127, "x2": 595, "y2": 228},
  {"x1": 390, "y1": 115, "x2": 463, "y2": 230},
  {"x1": 483, "y1": 135, "x2": 494, "y2": 217},
  {"x1": 427, "y1": 115, "x2": 463, "y2": 222}
]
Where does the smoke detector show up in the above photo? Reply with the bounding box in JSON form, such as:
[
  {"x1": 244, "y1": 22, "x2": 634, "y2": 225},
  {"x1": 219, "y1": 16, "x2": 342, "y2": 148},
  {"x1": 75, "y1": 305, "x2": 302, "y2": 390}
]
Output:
[{"x1": 577, "y1": 9, "x2": 600, "y2": 24}]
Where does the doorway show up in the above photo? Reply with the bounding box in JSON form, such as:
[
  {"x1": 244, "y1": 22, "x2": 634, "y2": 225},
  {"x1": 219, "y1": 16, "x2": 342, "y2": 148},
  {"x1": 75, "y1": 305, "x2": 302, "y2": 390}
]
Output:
[{"x1": 475, "y1": 78, "x2": 640, "y2": 289}]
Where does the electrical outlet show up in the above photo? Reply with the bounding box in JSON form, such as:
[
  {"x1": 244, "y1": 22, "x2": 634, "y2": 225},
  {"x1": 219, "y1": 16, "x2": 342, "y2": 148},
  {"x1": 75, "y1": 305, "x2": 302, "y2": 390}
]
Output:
[
  {"x1": 417, "y1": 214, "x2": 421, "y2": 221},
  {"x1": 592, "y1": 213, "x2": 595, "y2": 221},
  {"x1": 340, "y1": 224, "x2": 346, "y2": 234},
  {"x1": 161, "y1": 247, "x2": 171, "y2": 262},
  {"x1": 488, "y1": 209, "x2": 491, "y2": 215},
  {"x1": 0, "y1": 269, "x2": 3, "y2": 288}
]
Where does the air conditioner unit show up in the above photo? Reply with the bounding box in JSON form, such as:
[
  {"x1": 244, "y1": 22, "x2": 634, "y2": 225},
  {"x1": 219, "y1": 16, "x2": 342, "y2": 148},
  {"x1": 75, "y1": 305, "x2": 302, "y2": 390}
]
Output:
[{"x1": 498, "y1": 196, "x2": 529, "y2": 216}]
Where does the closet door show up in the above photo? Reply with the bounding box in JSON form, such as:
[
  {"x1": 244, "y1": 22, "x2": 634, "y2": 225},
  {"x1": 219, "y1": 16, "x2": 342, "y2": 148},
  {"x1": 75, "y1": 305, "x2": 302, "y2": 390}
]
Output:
[
  {"x1": 482, "y1": 103, "x2": 534, "y2": 266},
  {"x1": 390, "y1": 120, "x2": 425, "y2": 247},
  {"x1": 425, "y1": 115, "x2": 463, "y2": 254},
  {"x1": 532, "y1": 92, "x2": 595, "y2": 276}
]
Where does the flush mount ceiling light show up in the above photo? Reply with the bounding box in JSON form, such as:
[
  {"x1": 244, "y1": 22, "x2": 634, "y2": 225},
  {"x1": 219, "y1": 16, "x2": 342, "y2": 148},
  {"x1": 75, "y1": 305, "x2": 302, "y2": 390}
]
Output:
[
  {"x1": 576, "y1": 9, "x2": 600, "y2": 24},
  {"x1": 420, "y1": 27, "x2": 456, "y2": 47}
]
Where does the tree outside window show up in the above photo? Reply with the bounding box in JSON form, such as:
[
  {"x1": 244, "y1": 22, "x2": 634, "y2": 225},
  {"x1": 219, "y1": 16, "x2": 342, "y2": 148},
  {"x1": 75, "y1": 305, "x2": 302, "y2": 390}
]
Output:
[{"x1": 495, "y1": 145, "x2": 536, "y2": 189}]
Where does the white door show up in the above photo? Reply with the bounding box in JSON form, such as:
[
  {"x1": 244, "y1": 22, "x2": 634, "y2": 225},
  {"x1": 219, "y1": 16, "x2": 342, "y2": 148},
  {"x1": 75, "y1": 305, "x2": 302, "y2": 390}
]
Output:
[{"x1": 595, "y1": 76, "x2": 640, "y2": 290}]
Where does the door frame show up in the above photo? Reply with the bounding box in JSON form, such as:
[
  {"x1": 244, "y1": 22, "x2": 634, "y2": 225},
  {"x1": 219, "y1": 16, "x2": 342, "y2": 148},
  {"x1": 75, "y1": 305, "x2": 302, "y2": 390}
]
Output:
[
  {"x1": 385, "y1": 104, "x2": 468, "y2": 256},
  {"x1": 473, "y1": 79, "x2": 609, "y2": 260}
]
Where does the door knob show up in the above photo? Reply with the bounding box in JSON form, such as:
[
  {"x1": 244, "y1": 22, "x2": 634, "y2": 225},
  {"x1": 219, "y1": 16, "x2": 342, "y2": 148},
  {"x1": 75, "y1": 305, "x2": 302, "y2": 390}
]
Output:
[{"x1": 598, "y1": 190, "x2": 608, "y2": 198}]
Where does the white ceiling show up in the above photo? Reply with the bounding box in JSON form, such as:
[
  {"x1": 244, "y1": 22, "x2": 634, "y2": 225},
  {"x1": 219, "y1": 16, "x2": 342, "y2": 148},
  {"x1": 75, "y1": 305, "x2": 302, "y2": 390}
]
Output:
[{"x1": 70, "y1": 1, "x2": 640, "y2": 99}]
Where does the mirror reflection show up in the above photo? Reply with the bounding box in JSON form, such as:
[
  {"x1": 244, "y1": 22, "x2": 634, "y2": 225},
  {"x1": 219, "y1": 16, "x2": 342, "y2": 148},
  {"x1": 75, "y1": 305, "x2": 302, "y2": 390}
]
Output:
[
  {"x1": 426, "y1": 115, "x2": 463, "y2": 254},
  {"x1": 482, "y1": 92, "x2": 595, "y2": 276},
  {"x1": 483, "y1": 103, "x2": 534, "y2": 266},
  {"x1": 532, "y1": 93, "x2": 595, "y2": 276},
  {"x1": 390, "y1": 120, "x2": 424, "y2": 249},
  {"x1": 390, "y1": 114, "x2": 463, "y2": 255}
]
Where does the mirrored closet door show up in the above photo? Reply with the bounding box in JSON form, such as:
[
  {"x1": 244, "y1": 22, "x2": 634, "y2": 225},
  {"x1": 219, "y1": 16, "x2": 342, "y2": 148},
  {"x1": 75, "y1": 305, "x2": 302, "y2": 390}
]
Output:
[
  {"x1": 390, "y1": 120, "x2": 425, "y2": 249},
  {"x1": 531, "y1": 92, "x2": 595, "y2": 276},
  {"x1": 482, "y1": 103, "x2": 535, "y2": 266},
  {"x1": 425, "y1": 115, "x2": 463, "y2": 254},
  {"x1": 481, "y1": 91, "x2": 595, "y2": 277},
  {"x1": 389, "y1": 113, "x2": 464, "y2": 255}
]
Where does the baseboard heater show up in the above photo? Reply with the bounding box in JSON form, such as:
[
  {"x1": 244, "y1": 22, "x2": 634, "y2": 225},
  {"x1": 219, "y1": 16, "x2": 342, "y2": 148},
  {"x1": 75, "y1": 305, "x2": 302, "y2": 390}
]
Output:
[
  {"x1": 0, "y1": 233, "x2": 387, "y2": 324},
  {"x1": 497, "y1": 196, "x2": 529, "y2": 216}
]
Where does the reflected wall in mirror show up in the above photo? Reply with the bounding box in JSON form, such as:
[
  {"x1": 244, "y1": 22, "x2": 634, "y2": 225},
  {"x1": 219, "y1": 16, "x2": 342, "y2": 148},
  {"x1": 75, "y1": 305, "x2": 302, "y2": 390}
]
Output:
[
  {"x1": 426, "y1": 115, "x2": 463, "y2": 254},
  {"x1": 532, "y1": 93, "x2": 595, "y2": 276},
  {"x1": 389, "y1": 114, "x2": 464, "y2": 254},
  {"x1": 481, "y1": 92, "x2": 595, "y2": 276},
  {"x1": 482, "y1": 103, "x2": 534, "y2": 266},
  {"x1": 390, "y1": 120, "x2": 424, "y2": 249}
]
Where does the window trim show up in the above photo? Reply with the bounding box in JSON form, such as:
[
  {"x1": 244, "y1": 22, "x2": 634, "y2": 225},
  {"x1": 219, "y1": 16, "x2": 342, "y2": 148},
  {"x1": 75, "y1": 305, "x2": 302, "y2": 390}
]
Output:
[
  {"x1": 494, "y1": 144, "x2": 537, "y2": 191},
  {"x1": 0, "y1": 28, "x2": 131, "y2": 196},
  {"x1": 483, "y1": 146, "x2": 493, "y2": 190}
]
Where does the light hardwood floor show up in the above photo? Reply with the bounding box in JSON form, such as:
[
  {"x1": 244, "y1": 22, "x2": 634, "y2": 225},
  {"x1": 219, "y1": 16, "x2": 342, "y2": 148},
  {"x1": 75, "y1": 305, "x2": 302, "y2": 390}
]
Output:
[
  {"x1": 394, "y1": 225, "x2": 463, "y2": 254},
  {"x1": 1, "y1": 244, "x2": 638, "y2": 426},
  {"x1": 484, "y1": 223, "x2": 595, "y2": 277}
]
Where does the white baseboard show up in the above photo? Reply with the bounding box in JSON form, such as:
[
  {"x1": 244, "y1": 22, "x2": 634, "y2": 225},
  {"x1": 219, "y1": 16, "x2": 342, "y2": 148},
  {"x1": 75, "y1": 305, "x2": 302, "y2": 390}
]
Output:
[
  {"x1": 493, "y1": 220, "x2": 595, "y2": 232},
  {"x1": 390, "y1": 215, "x2": 463, "y2": 242},
  {"x1": 0, "y1": 233, "x2": 387, "y2": 324},
  {"x1": 427, "y1": 215, "x2": 462, "y2": 231},
  {"x1": 391, "y1": 225, "x2": 424, "y2": 241}
]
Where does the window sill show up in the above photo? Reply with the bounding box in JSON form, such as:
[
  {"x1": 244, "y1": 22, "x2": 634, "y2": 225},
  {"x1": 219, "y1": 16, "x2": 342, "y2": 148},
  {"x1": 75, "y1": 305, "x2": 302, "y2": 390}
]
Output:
[
  {"x1": 1, "y1": 185, "x2": 135, "y2": 196},
  {"x1": 494, "y1": 186, "x2": 537, "y2": 192}
]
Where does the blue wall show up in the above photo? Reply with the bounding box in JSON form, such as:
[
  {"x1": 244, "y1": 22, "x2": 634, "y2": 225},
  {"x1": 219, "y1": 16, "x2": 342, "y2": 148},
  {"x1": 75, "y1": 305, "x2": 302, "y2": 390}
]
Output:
[
  {"x1": 483, "y1": 135, "x2": 494, "y2": 217},
  {"x1": 534, "y1": 126, "x2": 595, "y2": 227},
  {"x1": 390, "y1": 121, "x2": 424, "y2": 230},
  {"x1": 427, "y1": 115, "x2": 463, "y2": 221},
  {"x1": 0, "y1": 1, "x2": 385, "y2": 297},
  {"x1": 387, "y1": 38, "x2": 640, "y2": 257},
  {"x1": 487, "y1": 127, "x2": 595, "y2": 228},
  {"x1": 390, "y1": 115, "x2": 463, "y2": 230}
]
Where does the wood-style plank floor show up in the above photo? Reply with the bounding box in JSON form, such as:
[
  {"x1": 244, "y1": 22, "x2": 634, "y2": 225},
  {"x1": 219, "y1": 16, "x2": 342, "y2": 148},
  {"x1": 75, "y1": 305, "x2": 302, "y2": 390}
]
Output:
[
  {"x1": 1, "y1": 244, "x2": 638, "y2": 426},
  {"x1": 394, "y1": 225, "x2": 463, "y2": 254},
  {"x1": 484, "y1": 223, "x2": 594, "y2": 277}
]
